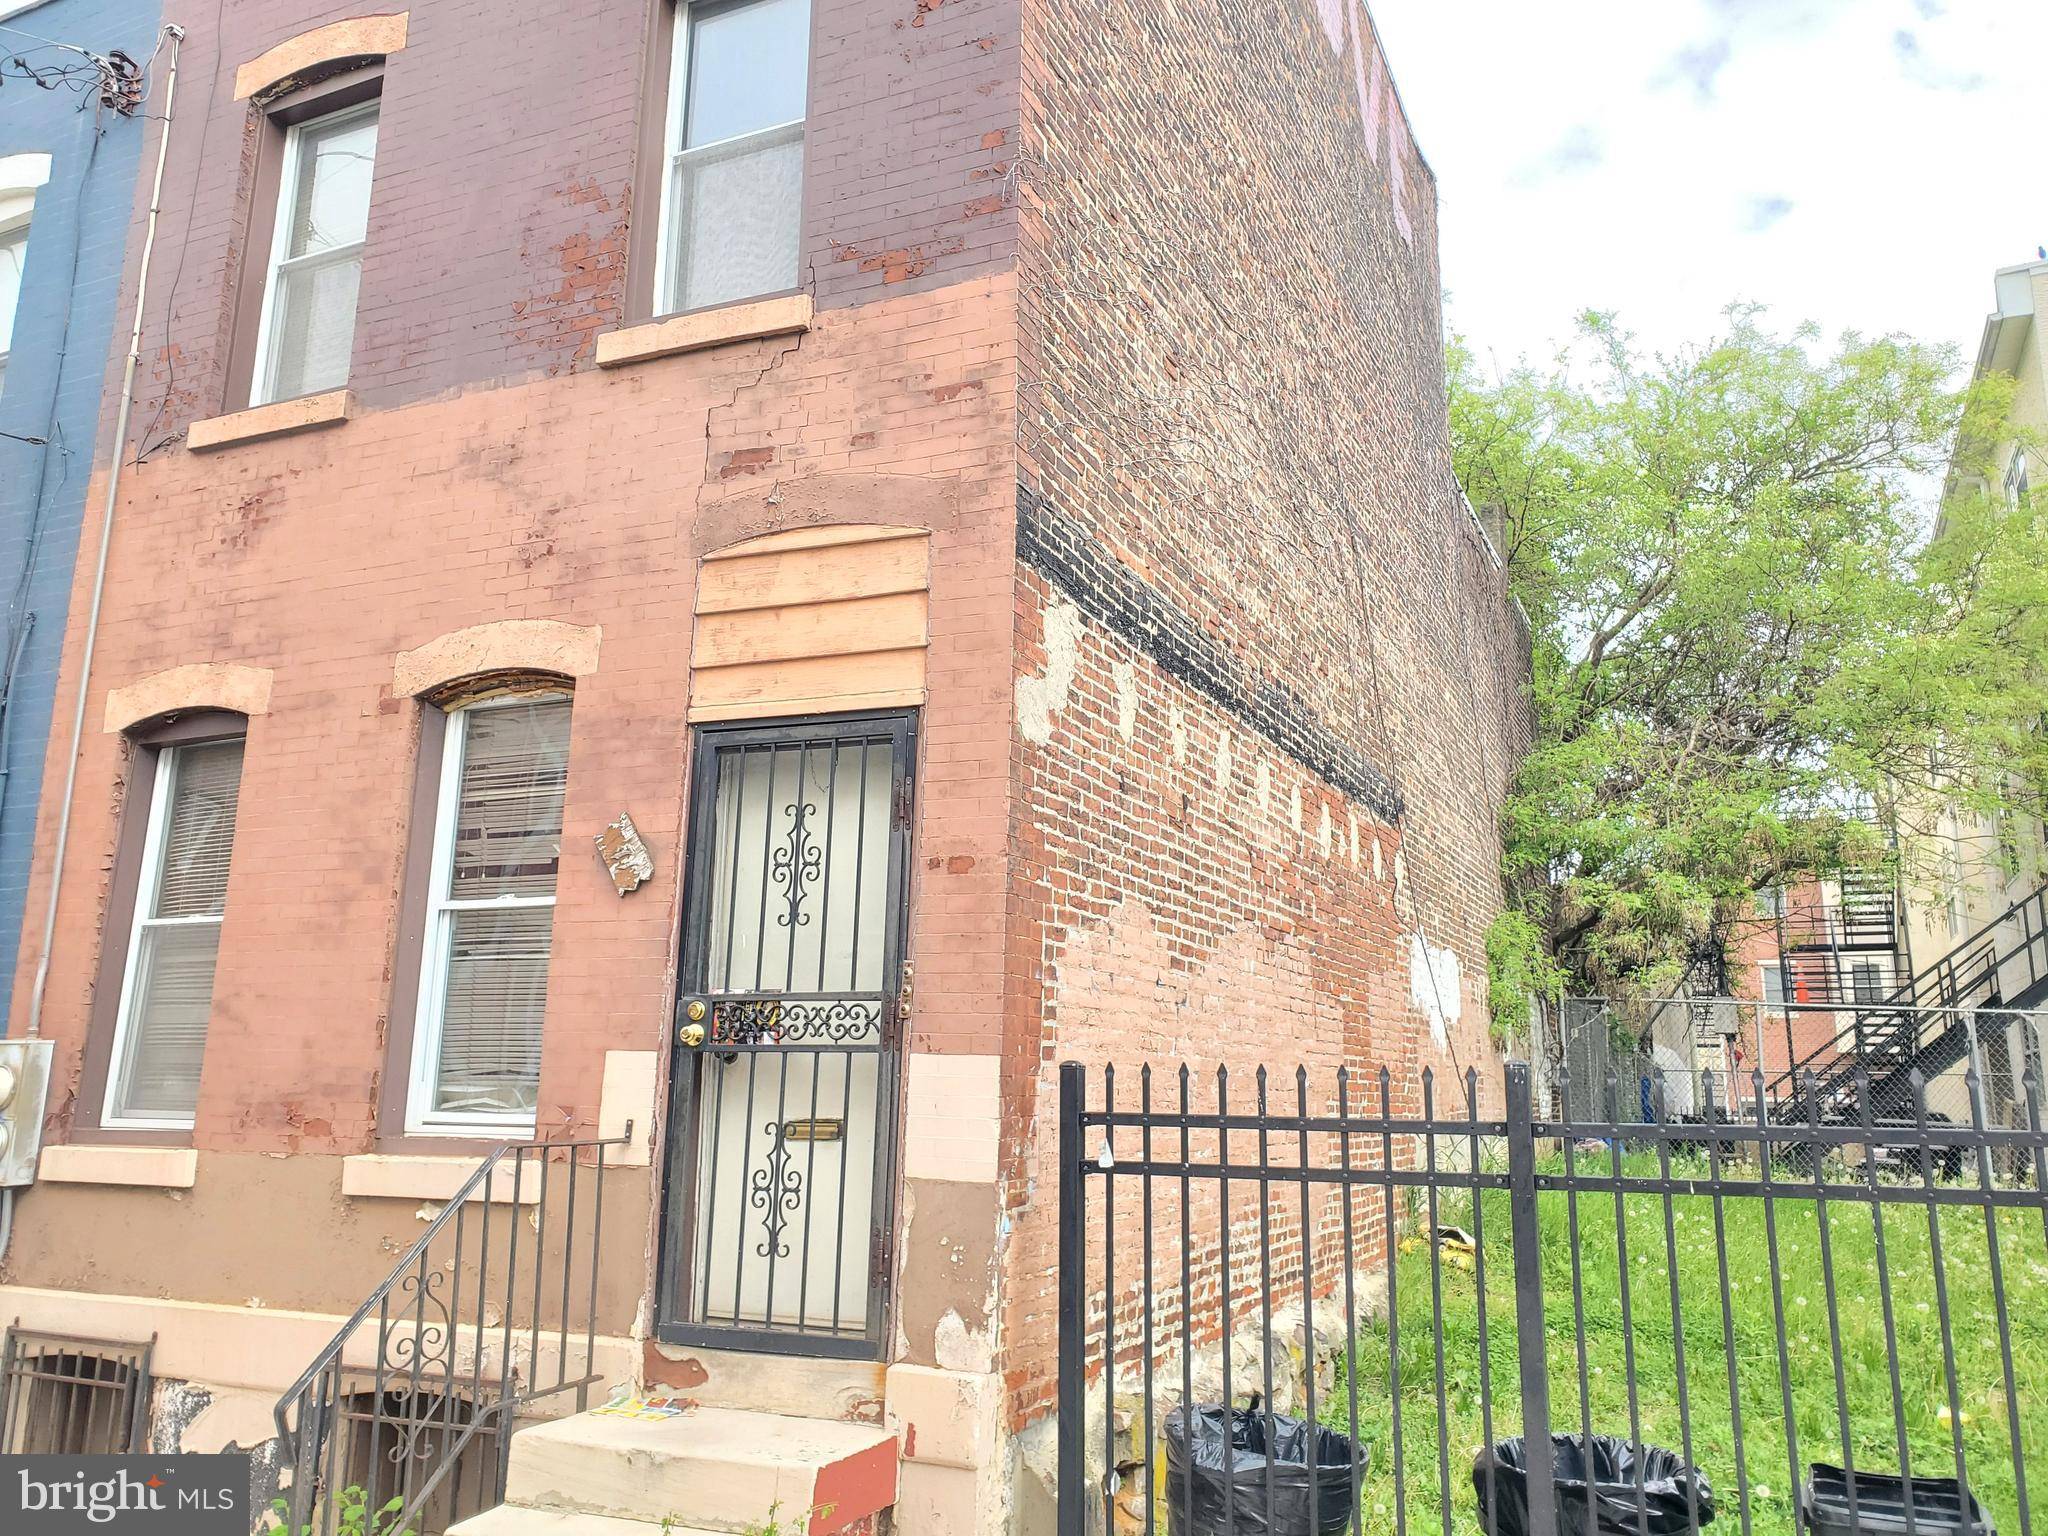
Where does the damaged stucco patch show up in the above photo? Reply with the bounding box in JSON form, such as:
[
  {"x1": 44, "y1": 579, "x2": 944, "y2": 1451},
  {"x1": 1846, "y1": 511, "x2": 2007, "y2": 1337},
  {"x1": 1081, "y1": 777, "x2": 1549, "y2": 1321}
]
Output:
[
  {"x1": 153, "y1": 1382, "x2": 289, "y2": 1533},
  {"x1": 934, "y1": 1307, "x2": 995, "y2": 1375},
  {"x1": 1016, "y1": 598, "x2": 1082, "y2": 745},
  {"x1": 895, "y1": 1178, "x2": 1000, "y2": 1373},
  {"x1": 1409, "y1": 932, "x2": 1463, "y2": 1049}
]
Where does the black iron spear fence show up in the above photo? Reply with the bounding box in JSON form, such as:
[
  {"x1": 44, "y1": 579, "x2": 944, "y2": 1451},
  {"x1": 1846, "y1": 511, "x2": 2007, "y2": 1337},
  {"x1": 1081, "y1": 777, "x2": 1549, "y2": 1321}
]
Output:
[{"x1": 1056, "y1": 1022, "x2": 2046, "y2": 1536}]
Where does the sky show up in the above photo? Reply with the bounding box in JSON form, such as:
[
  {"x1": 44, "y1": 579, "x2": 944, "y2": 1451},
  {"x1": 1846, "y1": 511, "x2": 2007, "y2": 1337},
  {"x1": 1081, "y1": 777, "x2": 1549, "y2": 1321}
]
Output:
[{"x1": 1366, "y1": 0, "x2": 2048, "y2": 377}]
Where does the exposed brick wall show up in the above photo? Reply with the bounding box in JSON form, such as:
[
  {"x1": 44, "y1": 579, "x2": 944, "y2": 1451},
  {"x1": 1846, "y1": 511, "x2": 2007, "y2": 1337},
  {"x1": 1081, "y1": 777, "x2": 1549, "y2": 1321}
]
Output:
[{"x1": 996, "y1": 0, "x2": 1531, "y2": 1425}]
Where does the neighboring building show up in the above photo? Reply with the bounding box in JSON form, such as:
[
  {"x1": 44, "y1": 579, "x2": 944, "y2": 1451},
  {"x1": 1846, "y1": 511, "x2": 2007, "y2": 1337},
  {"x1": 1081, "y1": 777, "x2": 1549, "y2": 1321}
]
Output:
[
  {"x1": 1698, "y1": 263, "x2": 2048, "y2": 1134},
  {"x1": 1909, "y1": 257, "x2": 2048, "y2": 969},
  {"x1": 0, "y1": 3, "x2": 1526, "y2": 1533},
  {"x1": 0, "y1": 0, "x2": 163, "y2": 996}
]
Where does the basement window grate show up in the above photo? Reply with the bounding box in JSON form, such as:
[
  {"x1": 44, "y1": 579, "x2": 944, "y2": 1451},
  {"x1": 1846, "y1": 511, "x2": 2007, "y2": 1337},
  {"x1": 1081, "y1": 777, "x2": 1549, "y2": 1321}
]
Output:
[
  {"x1": 333, "y1": 1383, "x2": 507, "y2": 1536},
  {"x1": 0, "y1": 1325, "x2": 154, "y2": 1453}
]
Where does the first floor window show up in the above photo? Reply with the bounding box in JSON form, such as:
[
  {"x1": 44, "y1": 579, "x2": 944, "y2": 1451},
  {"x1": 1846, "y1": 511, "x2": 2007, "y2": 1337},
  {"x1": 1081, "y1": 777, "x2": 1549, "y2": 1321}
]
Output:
[
  {"x1": 658, "y1": 0, "x2": 810, "y2": 315},
  {"x1": 408, "y1": 693, "x2": 572, "y2": 1135},
  {"x1": 251, "y1": 99, "x2": 379, "y2": 404},
  {"x1": 103, "y1": 737, "x2": 246, "y2": 1129}
]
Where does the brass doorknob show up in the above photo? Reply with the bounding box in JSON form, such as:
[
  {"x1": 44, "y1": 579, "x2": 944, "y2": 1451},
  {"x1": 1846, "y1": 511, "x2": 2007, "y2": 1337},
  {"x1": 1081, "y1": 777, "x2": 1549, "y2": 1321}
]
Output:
[{"x1": 679, "y1": 1021, "x2": 707, "y2": 1049}]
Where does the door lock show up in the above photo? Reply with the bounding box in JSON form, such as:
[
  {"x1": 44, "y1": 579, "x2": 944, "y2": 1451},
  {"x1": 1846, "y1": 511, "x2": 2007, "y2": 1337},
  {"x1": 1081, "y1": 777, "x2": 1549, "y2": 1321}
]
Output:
[{"x1": 679, "y1": 997, "x2": 709, "y2": 1049}]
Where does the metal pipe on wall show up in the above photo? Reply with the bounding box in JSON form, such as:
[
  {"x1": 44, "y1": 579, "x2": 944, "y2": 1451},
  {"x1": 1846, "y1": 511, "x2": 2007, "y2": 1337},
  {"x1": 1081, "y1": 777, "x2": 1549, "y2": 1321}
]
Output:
[{"x1": 24, "y1": 22, "x2": 185, "y2": 1038}]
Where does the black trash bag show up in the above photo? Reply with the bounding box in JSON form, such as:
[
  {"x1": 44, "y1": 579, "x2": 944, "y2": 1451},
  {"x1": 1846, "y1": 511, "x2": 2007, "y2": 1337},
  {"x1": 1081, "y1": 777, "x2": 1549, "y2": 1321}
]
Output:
[
  {"x1": 1163, "y1": 1401, "x2": 1362, "y2": 1536},
  {"x1": 1473, "y1": 1434, "x2": 1715, "y2": 1536}
]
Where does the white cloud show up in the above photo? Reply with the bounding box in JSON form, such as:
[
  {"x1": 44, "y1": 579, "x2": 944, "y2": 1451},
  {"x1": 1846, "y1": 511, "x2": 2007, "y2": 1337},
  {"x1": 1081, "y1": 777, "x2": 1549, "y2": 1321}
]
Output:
[{"x1": 1367, "y1": 0, "x2": 2047, "y2": 371}]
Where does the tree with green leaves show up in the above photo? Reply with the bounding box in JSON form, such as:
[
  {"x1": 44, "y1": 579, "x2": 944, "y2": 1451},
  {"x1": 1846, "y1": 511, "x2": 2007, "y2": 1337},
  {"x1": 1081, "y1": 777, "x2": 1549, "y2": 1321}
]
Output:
[{"x1": 1457, "y1": 308, "x2": 2048, "y2": 1032}]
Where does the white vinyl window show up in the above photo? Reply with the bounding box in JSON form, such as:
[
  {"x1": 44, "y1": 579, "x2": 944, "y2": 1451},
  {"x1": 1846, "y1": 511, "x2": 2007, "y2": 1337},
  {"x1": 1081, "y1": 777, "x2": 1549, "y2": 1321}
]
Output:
[
  {"x1": 0, "y1": 216, "x2": 29, "y2": 398},
  {"x1": 251, "y1": 101, "x2": 379, "y2": 405},
  {"x1": 1759, "y1": 962, "x2": 1787, "y2": 1011},
  {"x1": 408, "y1": 694, "x2": 572, "y2": 1136},
  {"x1": 103, "y1": 738, "x2": 246, "y2": 1130},
  {"x1": 656, "y1": 0, "x2": 810, "y2": 315}
]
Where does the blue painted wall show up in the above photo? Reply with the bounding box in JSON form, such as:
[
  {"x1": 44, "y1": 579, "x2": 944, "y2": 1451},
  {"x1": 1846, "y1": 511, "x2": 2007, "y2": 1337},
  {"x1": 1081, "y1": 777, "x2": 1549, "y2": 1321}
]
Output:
[{"x1": 0, "y1": 0, "x2": 162, "y2": 992}]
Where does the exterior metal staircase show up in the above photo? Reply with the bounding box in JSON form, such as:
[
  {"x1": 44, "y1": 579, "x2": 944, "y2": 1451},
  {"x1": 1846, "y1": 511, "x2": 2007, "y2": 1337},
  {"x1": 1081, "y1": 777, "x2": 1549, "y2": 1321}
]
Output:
[{"x1": 1764, "y1": 881, "x2": 2048, "y2": 1124}]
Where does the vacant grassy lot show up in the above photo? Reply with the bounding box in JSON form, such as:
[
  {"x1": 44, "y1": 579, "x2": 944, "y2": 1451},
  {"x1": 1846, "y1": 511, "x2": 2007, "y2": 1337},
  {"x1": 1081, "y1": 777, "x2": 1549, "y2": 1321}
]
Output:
[{"x1": 1327, "y1": 1153, "x2": 2047, "y2": 1536}]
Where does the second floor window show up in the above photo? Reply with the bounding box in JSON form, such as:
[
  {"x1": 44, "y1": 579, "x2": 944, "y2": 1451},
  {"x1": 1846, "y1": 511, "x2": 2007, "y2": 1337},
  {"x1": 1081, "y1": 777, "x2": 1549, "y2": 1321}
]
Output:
[
  {"x1": 407, "y1": 693, "x2": 571, "y2": 1136},
  {"x1": 104, "y1": 737, "x2": 246, "y2": 1130},
  {"x1": 252, "y1": 100, "x2": 379, "y2": 404},
  {"x1": 658, "y1": 0, "x2": 810, "y2": 315}
]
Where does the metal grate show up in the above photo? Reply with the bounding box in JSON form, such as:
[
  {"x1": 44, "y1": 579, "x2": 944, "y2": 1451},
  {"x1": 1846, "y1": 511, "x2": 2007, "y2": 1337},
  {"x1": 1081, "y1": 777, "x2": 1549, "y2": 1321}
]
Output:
[
  {"x1": 0, "y1": 1326, "x2": 153, "y2": 1453},
  {"x1": 334, "y1": 1384, "x2": 505, "y2": 1536}
]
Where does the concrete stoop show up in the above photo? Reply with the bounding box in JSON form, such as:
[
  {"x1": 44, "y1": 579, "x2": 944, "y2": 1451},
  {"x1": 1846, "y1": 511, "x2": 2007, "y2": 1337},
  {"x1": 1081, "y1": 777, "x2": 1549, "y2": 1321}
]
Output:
[{"x1": 447, "y1": 1406, "x2": 899, "y2": 1536}]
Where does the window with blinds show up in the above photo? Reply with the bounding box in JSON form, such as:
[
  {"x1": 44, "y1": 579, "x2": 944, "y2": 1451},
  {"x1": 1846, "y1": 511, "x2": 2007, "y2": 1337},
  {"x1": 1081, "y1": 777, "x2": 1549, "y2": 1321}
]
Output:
[
  {"x1": 409, "y1": 694, "x2": 571, "y2": 1134},
  {"x1": 104, "y1": 738, "x2": 245, "y2": 1128}
]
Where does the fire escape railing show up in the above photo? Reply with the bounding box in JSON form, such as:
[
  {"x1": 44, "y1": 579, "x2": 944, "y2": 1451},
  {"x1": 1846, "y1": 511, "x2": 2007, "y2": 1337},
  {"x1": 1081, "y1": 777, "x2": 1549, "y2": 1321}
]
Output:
[
  {"x1": 1765, "y1": 882, "x2": 2048, "y2": 1121},
  {"x1": 272, "y1": 1127, "x2": 631, "y2": 1536}
]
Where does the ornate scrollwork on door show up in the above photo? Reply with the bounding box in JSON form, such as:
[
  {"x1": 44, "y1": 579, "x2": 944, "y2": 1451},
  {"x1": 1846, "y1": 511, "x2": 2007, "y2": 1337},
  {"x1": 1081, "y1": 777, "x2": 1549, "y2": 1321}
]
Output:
[
  {"x1": 749, "y1": 1120, "x2": 805, "y2": 1258},
  {"x1": 770, "y1": 799, "x2": 824, "y2": 929}
]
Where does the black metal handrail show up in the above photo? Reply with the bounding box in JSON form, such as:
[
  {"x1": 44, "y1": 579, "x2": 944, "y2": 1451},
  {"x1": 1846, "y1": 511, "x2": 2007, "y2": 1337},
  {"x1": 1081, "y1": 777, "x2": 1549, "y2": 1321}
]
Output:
[
  {"x1": 1765, "y1": 882, "x2": 2048, "y2": 1119},
  {"x1": 272, "y1": 1126, "x2": 631, "y2": 1536}
]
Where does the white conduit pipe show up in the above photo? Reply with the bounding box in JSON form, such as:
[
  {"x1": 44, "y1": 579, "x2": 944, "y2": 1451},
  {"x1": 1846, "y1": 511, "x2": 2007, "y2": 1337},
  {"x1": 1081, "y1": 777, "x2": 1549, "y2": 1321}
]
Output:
[{"x1": 24, "y1": 23, "x2": 186, "y2": 1038}]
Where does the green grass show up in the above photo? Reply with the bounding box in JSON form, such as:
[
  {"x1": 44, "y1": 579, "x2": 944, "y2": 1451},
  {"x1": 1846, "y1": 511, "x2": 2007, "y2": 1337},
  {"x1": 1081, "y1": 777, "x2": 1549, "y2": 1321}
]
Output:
[{"x1": 1324, "y1": 1154, "x2": 2048, "y2": 1535}]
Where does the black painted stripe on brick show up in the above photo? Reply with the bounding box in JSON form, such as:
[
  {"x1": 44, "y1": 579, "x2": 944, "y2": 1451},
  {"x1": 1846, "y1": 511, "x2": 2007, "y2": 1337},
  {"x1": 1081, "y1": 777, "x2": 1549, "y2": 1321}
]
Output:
[{"x1": 1017, "y1": 484, "x2": 1406, "y2": 822}]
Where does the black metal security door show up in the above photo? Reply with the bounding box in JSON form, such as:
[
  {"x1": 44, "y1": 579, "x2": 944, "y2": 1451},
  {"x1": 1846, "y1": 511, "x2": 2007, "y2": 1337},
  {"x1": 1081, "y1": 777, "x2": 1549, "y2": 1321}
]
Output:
[{"x1": 657, "y1": 711, "x2": 916, "y2": 1357}]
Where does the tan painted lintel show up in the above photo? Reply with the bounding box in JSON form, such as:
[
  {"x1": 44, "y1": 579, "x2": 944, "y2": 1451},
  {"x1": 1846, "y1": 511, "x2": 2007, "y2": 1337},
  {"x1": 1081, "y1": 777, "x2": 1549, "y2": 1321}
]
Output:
[
  {"x1": 187, "y1": 389, "x2": 352, "y2": 452},
  {"x1": 234, "y1": 14, "x2": 409, "y2": 101},
  {"x1": 596, "y1": 293, "x2": 813, "y2": 369},
  {"x1": 103, "y1": 661, "x2": 274, "y2": 733}
]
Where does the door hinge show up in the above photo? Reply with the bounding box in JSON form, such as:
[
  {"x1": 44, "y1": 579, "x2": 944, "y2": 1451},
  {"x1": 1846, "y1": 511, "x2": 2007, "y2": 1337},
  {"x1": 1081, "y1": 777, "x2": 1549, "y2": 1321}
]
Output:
[{"x1": 897, "y1": 960, "x2": 915, "y2": 1021}]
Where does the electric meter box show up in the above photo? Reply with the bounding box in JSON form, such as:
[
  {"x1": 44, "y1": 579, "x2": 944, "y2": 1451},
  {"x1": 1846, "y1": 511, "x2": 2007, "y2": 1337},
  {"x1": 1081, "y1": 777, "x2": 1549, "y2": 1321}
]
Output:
[{"x1": 0, "y1": 1037, "x2": 54, "y2": 1186}]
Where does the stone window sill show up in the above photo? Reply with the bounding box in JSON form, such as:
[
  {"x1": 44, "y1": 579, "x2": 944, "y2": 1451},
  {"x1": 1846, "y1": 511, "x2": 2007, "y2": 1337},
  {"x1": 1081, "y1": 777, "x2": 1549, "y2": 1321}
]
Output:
[
  {"x1": 38, "y1": 1143, "x2": 198, "y2": 1189},
  {"x1": 187, "y1": 388, "x2": 353, "y2": 452},
  {"x1": 596, "y1": 293, "x2": 813, "y2": 369},
  {"x1": 340, "y1": 1153, "x2": 539, "y2": 1205}
]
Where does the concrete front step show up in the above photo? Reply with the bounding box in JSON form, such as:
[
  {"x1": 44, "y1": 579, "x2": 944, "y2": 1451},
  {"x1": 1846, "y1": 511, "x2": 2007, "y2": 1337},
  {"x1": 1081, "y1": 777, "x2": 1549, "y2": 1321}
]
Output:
[{"x1": 487, "y1": 1405, "x2": 898, "y2": 1536}]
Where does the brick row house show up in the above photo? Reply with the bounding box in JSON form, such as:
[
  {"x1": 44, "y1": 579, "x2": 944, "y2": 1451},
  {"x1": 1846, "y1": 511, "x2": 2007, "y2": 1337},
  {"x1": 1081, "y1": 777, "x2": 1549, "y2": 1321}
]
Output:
[{"x1": 0, "y1": 0, "x2": 1527, "y2": 1529}]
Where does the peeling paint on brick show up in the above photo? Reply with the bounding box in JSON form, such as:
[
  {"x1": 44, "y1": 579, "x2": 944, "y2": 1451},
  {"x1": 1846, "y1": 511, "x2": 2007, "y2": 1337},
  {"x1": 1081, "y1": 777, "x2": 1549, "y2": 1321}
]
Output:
[
  {"x1": 1409, "y1": 932, "x2": 1463, "y2": 1049},
  {"x1": 1111, "y1": 661, "x2": 1137, "y2": 742},
  {"x1": 1015, "y1": 597, "x2": 1080, "y2": 745}
]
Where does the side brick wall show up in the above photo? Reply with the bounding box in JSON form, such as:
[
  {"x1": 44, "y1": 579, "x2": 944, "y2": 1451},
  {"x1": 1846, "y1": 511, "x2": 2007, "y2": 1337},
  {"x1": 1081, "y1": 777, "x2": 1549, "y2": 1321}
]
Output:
[{"x1": 997, "y1": 0, "x2": 1532, "y2": 1429}]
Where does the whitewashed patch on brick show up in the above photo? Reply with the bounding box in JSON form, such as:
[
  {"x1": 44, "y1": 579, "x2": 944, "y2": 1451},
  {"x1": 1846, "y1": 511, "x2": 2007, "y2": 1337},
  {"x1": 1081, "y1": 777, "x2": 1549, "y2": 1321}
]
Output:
[
  {"x1": 1409, "y1": 933, "x2": 1462, "y2": 1049},
  {"x1": 1017, "y1": 597, "x2": 1082, "y2": 745}
]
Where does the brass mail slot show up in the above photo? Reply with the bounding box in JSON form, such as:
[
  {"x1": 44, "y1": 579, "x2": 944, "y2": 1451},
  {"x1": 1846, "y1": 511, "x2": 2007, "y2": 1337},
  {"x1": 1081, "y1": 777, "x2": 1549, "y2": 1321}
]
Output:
[{"x1": 782, "y1": 1119, "x2": 845, "y2": 1144}]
